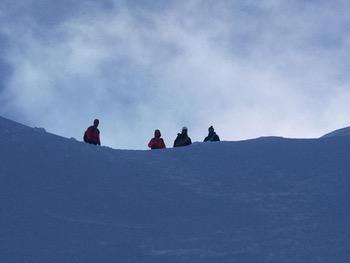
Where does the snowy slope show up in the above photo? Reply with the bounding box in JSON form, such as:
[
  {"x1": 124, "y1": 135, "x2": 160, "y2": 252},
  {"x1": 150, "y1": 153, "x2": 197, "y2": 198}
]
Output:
[
  {"x1": 322, "y1": 126, "x2": 350, "y2": 138},
  {"x1": 0, "y1": 116, "x2": 350, "y2": 263}
]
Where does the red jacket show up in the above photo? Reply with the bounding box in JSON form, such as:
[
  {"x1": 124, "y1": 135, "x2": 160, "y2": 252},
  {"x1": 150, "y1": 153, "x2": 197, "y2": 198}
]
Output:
[
  {"x1": 148, "y1": 137, "x2": 166, "y2": 149},
  {"x1": 85, "y1": 125, "x2": 101, "y2": 145}
]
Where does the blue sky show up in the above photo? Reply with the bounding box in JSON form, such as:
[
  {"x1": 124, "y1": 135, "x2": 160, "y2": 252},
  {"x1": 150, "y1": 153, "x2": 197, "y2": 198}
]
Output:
[{"x1": 1, "y1": 0, "x2": 350, "y2": 149}]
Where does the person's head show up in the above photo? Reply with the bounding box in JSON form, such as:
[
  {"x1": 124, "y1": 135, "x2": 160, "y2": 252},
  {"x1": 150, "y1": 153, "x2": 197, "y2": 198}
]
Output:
[
  {"x1": 154, "y1": 129, "x2": 161, "y2": 138},
  {"x1": 181, "y1": 126, "x2": 188, "y2": 134},
  {"x1": 93, "y1": 119, "x2": 99, "y2": 127},
  {"x1": 208, "y1": 126, "x2": 214, "y2": 133}
]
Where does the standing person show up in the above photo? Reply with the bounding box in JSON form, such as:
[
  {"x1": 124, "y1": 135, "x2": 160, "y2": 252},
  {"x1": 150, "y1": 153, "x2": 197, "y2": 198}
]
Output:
[
  {"x1": 83, "y1": 119, "x2": 101, "y2": 145},
  {"x1": 173, "y1": 127, "x2": 192, "y2": 147},
  {"x1": 148, "y1": 129, "x2": 166, "y2": 149},
  {"x1": 204, "y1": 126, "x2": 220, "y2": 142}
]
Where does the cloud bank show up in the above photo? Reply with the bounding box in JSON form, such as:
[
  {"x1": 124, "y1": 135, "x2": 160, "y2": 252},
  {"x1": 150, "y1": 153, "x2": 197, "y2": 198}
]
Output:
[{"x1": 1, "y1": 0, "x2": 350, "y2": 149}]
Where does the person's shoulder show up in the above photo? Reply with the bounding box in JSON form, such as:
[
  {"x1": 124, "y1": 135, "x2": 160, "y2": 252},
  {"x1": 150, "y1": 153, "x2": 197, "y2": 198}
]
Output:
[{"x1": 148, "y1": 138, "x2": 155, "y2": 147}]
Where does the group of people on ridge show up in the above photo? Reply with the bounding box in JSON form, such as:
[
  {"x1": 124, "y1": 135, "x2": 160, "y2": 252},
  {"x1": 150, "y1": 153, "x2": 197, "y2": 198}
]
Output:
[{"x1": 83, "y1": 119, "x2": 220, "y2": 149}]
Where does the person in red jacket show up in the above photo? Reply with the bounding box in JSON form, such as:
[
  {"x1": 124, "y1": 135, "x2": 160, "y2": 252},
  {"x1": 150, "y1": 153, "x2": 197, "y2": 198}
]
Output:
[
  {"x1": 148, "y1": 129, "x2": 166, "y2": 149},
  {"x1": 83, "y1": 119, "x2": 101, "y2": 145}
]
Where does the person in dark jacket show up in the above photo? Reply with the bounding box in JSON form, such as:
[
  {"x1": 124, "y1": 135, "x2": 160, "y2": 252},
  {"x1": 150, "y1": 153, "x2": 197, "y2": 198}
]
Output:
[
  {"x1": 148, "y1": 129, "x2": 166, "y2": 149},
  {"x1": 173, "y1": 127, "x2": 192, "y2": 147},
  {"x1": 83, "y1": 119, "x2": 101, "y2": 145},
  {"x1": 204, "y1": 126, "x2": 220, "y2": 142}
]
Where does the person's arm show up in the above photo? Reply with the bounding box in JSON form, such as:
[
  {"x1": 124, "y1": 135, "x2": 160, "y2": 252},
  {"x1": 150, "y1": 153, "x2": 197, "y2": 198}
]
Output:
[
  {"x1": 187, "y1": 137, "x2": 192, "y2": 145},
  {"x1": 161, "y1": 139, "x2": 166, "y2": 148},
  {"x1": 148, "y1": 139, "x2": 154, "y2": 148},
  {"x1": 97, "y1": 129, "x2": 101, "y2": 145},
  {"x1": 173, "y1": 135, "x2": 179, "y2": 147}
]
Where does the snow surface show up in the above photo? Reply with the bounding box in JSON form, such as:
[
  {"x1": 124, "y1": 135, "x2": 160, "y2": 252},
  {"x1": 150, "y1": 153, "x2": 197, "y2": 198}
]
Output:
[
  {"x1": 322, "y1": 126, "x2": 350, "y2": 138},
  {"x1": 0, "y1": 116, "x2": 349, "y2": 263}
]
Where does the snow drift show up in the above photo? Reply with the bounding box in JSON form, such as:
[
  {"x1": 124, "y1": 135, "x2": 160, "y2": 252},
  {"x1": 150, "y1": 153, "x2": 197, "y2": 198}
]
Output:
[
  {"x1": 322, "y1": 126, "x2": 350, "y2": 138},
  {"x1": 0, "y1": 116, "x2": 349, "y2": 263}
]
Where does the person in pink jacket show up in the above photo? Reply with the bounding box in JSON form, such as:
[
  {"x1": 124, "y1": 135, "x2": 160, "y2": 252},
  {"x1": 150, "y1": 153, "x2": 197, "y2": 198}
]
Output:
[{"x1": 148, "y1": 129, "x2": 166, "y2": 149}]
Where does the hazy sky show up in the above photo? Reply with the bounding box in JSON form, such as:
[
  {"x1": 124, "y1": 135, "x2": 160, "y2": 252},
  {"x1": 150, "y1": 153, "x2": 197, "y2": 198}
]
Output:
[{"x1": 1, "y1": 0, "x2": 350, "y2": 149}]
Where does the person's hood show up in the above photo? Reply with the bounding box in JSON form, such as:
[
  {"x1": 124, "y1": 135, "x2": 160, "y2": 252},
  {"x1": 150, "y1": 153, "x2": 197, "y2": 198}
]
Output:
[{"x1": 154, "y1": 130, "x2": 161, "y2": 138}]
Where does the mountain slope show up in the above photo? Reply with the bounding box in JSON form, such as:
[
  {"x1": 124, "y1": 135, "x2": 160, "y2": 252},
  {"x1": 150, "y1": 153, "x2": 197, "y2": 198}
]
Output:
[
  {"x1": 322, "y1": 126, "x2": 350, "y2": 138},
  {"x1": 0, "y1": 116, "x2": 349, "y2": 263}
]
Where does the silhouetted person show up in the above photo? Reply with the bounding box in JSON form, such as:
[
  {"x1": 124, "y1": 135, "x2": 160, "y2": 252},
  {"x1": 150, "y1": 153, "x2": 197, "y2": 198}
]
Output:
[
  {"x1": 83, "y1": 119, "x2": 101, "y2": 145},
  {"x1": 204, "y1": 126, "x2": 220, "y2": 142},
  {"x1": 148, "y1": 129, "x2": 166, "y2": 149},
  {"x1": 173, "y1": 127, "x2": 192, "y2": 147}
]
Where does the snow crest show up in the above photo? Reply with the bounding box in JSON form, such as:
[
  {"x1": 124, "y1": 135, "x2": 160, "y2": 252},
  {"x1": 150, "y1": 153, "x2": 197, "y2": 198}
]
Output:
[{"x1": 0, "y1": 116, "x2": 349, "y2": 263}]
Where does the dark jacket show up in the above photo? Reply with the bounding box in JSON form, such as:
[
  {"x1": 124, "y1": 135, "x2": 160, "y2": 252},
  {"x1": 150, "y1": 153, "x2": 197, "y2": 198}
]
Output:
[
  {"x1": 84, "y1": 125, "x2": 101, "y2": 145},
  {"x1": 204, "y1": 132, "x2": 220, "y2": 142},
  {"x1": 173, "y1": 132, "x2": 192, "y2": 147}
]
